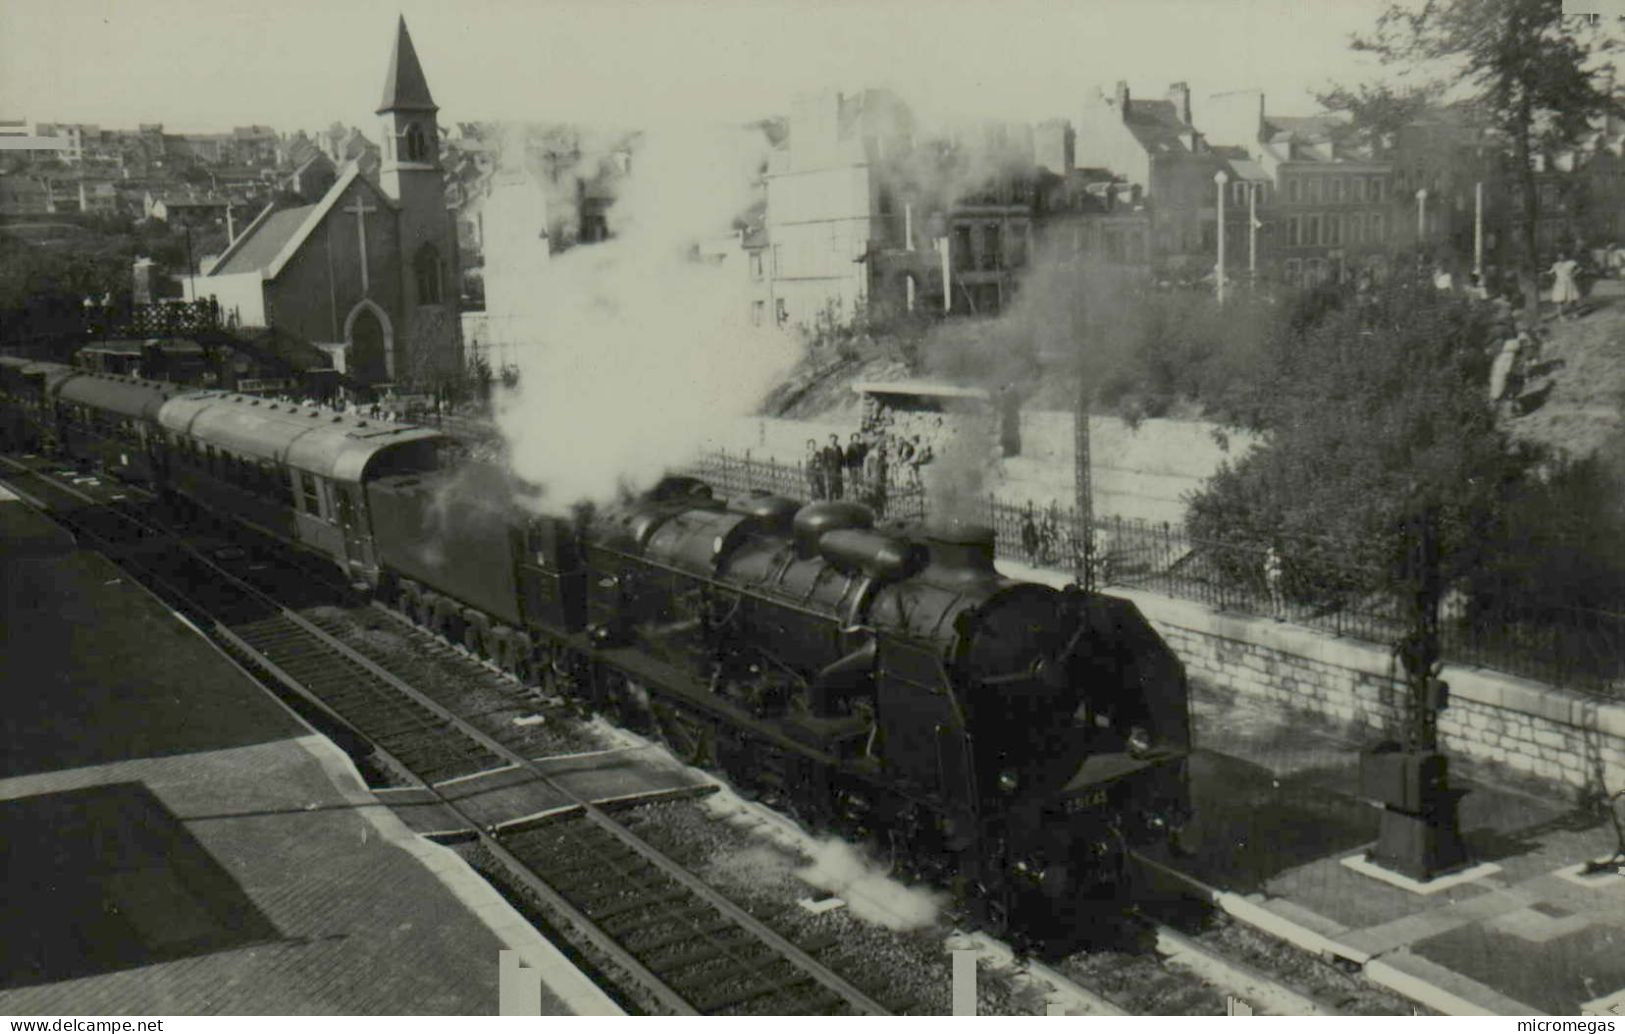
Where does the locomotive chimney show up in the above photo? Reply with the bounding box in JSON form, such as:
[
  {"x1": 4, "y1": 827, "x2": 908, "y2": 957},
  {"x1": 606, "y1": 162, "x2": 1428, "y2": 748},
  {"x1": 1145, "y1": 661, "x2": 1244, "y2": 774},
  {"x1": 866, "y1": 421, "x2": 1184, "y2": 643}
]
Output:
[{"x1": 921, "y1": 518, "x2": 997, "y2": 575}]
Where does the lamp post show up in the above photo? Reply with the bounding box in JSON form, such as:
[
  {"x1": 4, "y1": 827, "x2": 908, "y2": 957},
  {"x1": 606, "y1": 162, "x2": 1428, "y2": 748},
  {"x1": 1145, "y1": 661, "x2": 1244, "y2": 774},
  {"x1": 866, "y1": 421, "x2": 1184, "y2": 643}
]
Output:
[
  {"x1": 1215, "y1": 169, "x2": 1229, "y2": 304},
  {"x1": 1416, "y1": 188, "x2": 1429, "y2": 247},
  {"x1": 1248, "y1": 181, "x2": 1259, "y2": 281},
  {"x1": 1473, "y1": 182, "x2": 1484, "y2": 280}
]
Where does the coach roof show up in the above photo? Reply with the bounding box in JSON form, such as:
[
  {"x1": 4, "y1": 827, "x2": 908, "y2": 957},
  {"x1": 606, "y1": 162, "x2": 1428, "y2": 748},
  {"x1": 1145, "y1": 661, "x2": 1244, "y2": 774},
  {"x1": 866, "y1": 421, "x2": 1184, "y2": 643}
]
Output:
[
  {"x1": 158, "y1": 392, "x2": 448, "y2": 483},
  {"x1": 56, "y1": 371, "x2": 177, "y2": 421}
]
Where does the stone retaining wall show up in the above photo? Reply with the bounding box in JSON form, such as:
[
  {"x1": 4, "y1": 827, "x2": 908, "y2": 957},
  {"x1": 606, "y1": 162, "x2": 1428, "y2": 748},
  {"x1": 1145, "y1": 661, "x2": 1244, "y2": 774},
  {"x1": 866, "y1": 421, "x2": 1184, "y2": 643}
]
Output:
[
  {"x1": 1123, "y1": 588, "x2": 1625, "y2": 799},
  {"x1": 1005, "y1": 558, "x2": 1625, "y2": 800}
]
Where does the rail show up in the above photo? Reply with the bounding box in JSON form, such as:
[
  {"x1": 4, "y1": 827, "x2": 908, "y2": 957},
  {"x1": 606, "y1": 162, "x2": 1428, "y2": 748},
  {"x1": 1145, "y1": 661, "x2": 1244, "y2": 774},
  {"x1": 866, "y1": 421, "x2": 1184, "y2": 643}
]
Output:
[{"x1": 0, "y1": 457, "x2": 891, "y2": 1016}]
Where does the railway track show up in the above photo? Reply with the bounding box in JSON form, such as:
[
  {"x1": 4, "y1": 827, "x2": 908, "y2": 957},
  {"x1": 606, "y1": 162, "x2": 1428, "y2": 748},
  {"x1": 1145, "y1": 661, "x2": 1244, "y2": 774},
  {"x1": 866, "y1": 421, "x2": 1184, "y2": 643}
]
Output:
[
  {"x1": 0, "y1": 455, "x2": 894, "y2": 1016},
  {"x1": 0, "y1": 455, "x2": 1379, "y2": 1015}
]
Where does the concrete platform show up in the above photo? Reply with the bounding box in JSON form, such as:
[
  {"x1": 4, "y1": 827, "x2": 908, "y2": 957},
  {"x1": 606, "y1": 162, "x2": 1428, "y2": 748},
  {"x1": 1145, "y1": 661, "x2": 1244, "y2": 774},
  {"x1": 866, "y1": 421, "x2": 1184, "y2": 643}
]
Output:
[
  {"x1": 1002, "y1": 553, "x2": 1625, "y2": 1015},
  {"x1": 1170, "y1": 683, "x2": 1625, "y2": 1016},
  {"x1": 0, "y1": 485, "x2": 618, "y2": 1015}
]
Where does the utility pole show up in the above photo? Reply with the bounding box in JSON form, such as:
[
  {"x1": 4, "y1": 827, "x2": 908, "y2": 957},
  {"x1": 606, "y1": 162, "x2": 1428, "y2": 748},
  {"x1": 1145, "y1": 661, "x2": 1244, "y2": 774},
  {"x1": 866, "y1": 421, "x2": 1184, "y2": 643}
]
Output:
[
  {"x1": 184, "y1": 225, "x2": 196, "y2": 304},
  {"x1": 1214, "y1": 169, "x2": 1229, "y2": 304}
]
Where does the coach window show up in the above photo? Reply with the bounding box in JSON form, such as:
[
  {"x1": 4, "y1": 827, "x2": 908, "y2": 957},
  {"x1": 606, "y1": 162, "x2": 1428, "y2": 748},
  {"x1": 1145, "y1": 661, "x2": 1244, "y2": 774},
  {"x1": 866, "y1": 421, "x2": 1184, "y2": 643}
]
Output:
[{"x1": 299, "y1": 471, "x2": 320, "y2": 515}]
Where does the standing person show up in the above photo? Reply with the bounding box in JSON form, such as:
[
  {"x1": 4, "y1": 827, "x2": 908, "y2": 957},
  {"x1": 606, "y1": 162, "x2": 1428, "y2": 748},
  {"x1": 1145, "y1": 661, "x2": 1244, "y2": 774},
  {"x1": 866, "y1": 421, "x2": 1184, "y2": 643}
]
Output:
[
  {"x1": 1548, "y1": 253, "x2": 1581, "y2": 320},
  {"x1": 1263, "y1": 544, "x2": 1286, "y2": 619},
  {"x1": 844, "y1": 432, "x2": 868, "y2": 499},
  {"x1": 823, "y1": 434, "x2": 845, "y2": 501},
  {"x1": 804, "y1": 438, "x2": 826, "y2": 500},
  {"x1": 1020, "y1": 502, "x2": 1041, "y2": 565},
  {"x1": 864, "y1": 442, "x2": 889, "y2": 516},
  {"x1": 1489, "y1": 334, "x2": 1523, "y2": 404}
]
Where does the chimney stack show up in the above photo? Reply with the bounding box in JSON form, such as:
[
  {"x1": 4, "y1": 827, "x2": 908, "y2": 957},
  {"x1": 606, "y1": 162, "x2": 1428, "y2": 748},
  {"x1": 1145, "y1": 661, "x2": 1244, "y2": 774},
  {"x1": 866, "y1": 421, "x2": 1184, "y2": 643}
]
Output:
[
  {"x1": 1169, "y1": 82, "x2": 1192, "y2": 126},
  {"x1": 1114, "y1": 81, "x2": 1131, "y2": 120}
]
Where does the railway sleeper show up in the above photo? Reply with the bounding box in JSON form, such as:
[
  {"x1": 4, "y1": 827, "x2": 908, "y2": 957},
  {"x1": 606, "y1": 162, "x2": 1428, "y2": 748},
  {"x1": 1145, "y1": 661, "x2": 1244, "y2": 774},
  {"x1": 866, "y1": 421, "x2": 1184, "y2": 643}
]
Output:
[
  {"x1": 604, "y1": 902, "x2": 720, "y2": 938},
  {"x1": 628, "y1": 916, "x2": 736, "y2": 954},
  {"x1": 647, "y1": 931, "x2": 760, "y2": 974},
  {"x1": 537, "y1": 862, "x2": 658, "y2": 898},
  {"x1": 688, "y1": 965, "x2": 810, "y2": 1014},
  {"x1": 586, "y1": 887, "x2": 690, "y2": 921}
]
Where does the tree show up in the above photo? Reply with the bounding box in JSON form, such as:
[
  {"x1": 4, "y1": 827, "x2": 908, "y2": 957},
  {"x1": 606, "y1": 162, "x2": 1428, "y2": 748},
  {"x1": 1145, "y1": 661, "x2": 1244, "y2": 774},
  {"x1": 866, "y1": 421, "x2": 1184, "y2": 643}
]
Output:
[
  {"x1": 1316, "y1": 82, "x2": 1439, "y2": 152},
  {"x1": 1329, "y1": 0, "x2": 1622, "y2": 309},
  {"x1": 1186, "y1": 274, "x2": 1539, "y2": 599}
]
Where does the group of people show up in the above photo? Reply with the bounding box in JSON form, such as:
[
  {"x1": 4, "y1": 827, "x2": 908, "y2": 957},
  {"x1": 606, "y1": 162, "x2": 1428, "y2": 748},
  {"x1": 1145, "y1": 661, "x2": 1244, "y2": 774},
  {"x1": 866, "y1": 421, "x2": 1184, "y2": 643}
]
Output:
[{"x1": 802, "y1": 425, "x2": 939, "y2": 514}]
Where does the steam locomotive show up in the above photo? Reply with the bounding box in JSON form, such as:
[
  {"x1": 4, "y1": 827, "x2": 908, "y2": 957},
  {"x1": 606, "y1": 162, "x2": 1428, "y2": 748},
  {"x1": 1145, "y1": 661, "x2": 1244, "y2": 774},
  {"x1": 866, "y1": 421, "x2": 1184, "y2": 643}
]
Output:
[{"x1": 0, "y1": 357, "x2": 1191, "y2": 941}]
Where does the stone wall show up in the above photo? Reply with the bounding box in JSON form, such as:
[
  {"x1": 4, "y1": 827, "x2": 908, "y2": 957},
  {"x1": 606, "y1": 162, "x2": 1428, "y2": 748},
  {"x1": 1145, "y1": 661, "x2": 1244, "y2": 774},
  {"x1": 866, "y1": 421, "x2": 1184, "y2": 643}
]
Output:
[
  {"x1": 1005, "y1": 557, "x2": 1625, "y2": 800},
  {"x1": 1123, "y1": 588, "x2": 1625, "y2": 800}
]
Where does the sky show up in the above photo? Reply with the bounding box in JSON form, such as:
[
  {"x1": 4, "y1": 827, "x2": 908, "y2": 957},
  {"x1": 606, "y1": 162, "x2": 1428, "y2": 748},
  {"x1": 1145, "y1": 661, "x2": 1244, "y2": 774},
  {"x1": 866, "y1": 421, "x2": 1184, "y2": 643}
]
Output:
[{"x1": 0, "y1": 0, "x2": 1401, "y2": 136}]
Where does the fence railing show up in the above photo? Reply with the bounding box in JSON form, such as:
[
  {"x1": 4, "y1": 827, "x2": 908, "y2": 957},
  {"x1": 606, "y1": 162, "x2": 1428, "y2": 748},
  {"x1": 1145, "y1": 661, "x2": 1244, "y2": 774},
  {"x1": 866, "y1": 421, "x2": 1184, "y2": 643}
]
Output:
[
  {"x1": 684, "y1": 449, "x2": 926, "y2": 522},
  {"x1": 689, "y1": 448, "x2": 1625, "y2": 700}
]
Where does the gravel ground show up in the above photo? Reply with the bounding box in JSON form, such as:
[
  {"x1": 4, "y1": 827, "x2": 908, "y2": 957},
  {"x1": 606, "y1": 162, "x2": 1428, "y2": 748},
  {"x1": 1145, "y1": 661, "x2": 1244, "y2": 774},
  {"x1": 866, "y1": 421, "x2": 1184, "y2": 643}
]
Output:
[
  {"x1": 299, "y1": 604, "x2": 611, "y2": 758},
  {"x1": 1185, "y1": 914, "x2": 1426, "y2": 1015}
]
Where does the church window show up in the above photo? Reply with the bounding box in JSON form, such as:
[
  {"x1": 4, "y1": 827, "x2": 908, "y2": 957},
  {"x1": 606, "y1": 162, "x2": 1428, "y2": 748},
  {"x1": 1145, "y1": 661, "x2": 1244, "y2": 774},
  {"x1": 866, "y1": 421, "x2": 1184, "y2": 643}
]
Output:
[
  {"x1": 402, "y1": 123, "x2": 428, "y2": 162},
  {"x1": 414, "y1": 244, "x2": 443, "y2": 304}
]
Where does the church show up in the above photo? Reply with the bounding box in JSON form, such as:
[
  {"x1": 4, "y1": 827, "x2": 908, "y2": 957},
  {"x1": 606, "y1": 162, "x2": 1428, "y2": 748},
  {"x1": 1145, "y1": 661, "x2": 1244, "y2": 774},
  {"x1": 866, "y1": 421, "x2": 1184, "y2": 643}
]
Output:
[{"x1": 193, "y1": 17, "x2": 462, "y2": 387}]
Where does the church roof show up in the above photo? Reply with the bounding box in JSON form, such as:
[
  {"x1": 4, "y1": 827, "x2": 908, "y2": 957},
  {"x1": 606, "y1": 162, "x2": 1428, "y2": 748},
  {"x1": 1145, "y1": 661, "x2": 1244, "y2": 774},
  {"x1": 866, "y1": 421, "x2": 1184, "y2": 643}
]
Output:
[
  {"x1": 377, "y1": 16, "x2": 438, "y2": 115},
  {"x1": 212, "y1": 205, "x2": 317, "y2": 275},
  {"x1": 203, "y1": 164, "x2": 396, "y2": 280}
]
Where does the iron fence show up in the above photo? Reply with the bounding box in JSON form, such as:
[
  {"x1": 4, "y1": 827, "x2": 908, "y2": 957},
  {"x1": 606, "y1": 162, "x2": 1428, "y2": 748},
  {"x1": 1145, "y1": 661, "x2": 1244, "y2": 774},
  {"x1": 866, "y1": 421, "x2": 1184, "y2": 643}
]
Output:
[
  {"x1": 685, "y1": 450, "x2": 1625, "y2": 699},
  {"x1": 683, "y1": 448, "x2": 927, "y2": 522}
]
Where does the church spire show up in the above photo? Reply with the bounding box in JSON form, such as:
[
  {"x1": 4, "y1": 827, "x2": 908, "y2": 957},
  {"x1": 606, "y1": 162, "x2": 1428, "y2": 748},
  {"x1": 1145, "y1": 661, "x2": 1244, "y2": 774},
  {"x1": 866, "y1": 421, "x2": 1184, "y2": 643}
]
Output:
[{"x1": 377, "y1": 16, "x2": 438, "y2": 115}]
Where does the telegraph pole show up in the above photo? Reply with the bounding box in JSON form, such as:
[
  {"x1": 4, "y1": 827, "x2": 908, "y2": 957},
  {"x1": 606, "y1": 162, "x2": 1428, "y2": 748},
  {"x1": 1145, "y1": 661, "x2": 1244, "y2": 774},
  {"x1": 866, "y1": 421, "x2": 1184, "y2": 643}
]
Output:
[{"x1": 1074, "y1": 365, "x2": 1093, "y2": 592}]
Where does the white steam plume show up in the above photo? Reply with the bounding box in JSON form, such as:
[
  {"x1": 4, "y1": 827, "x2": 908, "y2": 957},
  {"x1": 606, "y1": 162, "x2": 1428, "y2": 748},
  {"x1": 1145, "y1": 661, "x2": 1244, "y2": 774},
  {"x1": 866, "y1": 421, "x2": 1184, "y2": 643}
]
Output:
[{"x1": 488, "y1": 124, "x2": 799, "y2": 510}]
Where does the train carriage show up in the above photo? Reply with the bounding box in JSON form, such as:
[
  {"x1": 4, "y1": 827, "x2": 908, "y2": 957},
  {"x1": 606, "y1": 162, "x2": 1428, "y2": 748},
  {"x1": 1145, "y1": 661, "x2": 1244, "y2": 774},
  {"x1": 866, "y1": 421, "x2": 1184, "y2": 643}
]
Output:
[
  {"x1": 0, "y1": 357, "x2": 82, "y2": 453},
  {"x1": 156, "y1": 392, "x2": 449, "y2": 583},
  {"x1": 52, "y1": 371, "x2": 176, "y2": 485}
]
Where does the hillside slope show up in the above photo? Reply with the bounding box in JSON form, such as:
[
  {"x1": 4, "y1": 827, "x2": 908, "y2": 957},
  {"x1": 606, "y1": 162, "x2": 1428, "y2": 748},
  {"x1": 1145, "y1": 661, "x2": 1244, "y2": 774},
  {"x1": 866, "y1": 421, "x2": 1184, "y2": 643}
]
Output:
[{"x1": 1509, "y1": 279, "x2": 1625, "y2": 460}]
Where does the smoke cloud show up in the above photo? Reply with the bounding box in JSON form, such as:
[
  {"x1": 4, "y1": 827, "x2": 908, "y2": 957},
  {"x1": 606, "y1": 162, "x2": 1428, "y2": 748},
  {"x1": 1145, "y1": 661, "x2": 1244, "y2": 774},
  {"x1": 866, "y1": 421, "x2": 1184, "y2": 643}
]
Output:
[
  {"x1": 487, "y1": 124, "x2": 800, "y2": 511},
  {"x1": 795, "y1": 837, "x2": 944, "y2": 931}
]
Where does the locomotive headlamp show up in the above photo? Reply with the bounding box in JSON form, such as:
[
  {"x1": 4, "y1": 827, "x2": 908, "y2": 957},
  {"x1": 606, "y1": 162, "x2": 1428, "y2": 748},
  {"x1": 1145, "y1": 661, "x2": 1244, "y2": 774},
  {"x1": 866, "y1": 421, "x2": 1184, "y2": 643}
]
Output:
[
  {"x1": 1127, "y1": 726, "x2": 1152, "y2": 756},
  {"x1": 996, "y1": 769, "x2": 1020, "y2": 793}
]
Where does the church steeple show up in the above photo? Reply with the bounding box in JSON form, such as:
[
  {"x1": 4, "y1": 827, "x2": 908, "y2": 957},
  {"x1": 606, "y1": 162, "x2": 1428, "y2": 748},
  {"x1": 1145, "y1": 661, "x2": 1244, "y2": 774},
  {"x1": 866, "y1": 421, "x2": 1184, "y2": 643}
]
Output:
[{"x1": 377, "y1": 16, "x2": 438, "y2": 116}]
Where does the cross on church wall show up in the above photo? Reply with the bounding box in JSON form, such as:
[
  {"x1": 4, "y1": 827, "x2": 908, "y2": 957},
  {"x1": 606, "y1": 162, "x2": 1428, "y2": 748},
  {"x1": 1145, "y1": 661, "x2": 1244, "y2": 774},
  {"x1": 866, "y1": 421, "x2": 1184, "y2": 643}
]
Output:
[{"x1": 342, "y1": 194, "x2": 378, "y2": 294}]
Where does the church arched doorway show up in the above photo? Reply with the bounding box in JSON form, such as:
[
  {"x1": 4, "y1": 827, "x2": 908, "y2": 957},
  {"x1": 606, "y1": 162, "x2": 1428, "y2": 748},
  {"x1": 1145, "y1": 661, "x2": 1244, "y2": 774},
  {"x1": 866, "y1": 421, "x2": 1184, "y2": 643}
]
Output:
[{"x1": 344, "y1": 301, "x2": 393, "y2": 385}]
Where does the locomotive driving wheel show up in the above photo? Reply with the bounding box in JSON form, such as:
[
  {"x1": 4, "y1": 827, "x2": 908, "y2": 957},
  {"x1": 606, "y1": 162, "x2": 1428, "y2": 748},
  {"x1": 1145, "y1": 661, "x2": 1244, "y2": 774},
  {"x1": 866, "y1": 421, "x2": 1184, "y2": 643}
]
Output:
[{"x1": 649, "y1": 700, "x2": 715, "y2": 767}]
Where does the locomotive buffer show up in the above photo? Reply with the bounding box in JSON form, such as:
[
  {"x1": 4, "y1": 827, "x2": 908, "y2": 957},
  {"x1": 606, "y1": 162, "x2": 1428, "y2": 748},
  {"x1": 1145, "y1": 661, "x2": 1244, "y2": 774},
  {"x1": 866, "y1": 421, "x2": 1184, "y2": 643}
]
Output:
[{"x1": 1358, "y1": 511, "x2": 1469, "y2": 881}]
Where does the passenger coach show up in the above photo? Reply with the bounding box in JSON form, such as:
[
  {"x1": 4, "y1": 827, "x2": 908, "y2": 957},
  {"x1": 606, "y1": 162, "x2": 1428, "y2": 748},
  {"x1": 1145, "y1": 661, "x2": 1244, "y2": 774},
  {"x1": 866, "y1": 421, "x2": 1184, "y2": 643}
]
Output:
[{"x1": 157, "y1": 392, "x2": 449, "y2": 583}]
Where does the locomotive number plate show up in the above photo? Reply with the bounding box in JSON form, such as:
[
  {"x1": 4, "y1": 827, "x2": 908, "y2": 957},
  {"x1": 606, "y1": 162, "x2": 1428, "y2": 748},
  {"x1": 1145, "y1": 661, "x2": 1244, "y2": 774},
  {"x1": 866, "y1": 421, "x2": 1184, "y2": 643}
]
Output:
[{"x1": 1066, "y1": 788, "x2": 1110, "y2": 813}]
